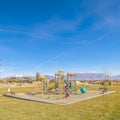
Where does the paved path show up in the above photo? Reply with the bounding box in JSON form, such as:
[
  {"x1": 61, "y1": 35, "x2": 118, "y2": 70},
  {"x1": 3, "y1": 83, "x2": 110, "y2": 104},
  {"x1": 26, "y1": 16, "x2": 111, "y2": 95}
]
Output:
[{"x1": 3, "y1": 90, "x2": 116, "y2": 105}]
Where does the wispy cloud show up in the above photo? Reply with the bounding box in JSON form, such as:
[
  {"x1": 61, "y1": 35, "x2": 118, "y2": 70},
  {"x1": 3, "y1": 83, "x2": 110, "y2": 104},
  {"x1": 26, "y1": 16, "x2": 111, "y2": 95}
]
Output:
[
  {"x1": 29, "y1": 16, "x2": 85, "y2": 41},
  {"x1": 34, "y1": 53, "x2": 62, "y2": 70},
  {"x1": 88, "y1": 35, "x2": 105, "y2": 45},
  {"x1": 83, "y1": 0, "x2": 120, "y2": 30},
  {"x1": 0, "y1": 1, "x2": 119, "y2": 42},
  {"x1": 34, "y1": 34, "x2": 105, "y2": 70},
  {"x1": 65, "y1": 34, "x2": 106, "y2": 45},
  {"x1": 0, "y1": 15, "x2": 84, "y2": 41},
  {"x1": 0, "y1": 28, "x2": 29, "y2": 35}
]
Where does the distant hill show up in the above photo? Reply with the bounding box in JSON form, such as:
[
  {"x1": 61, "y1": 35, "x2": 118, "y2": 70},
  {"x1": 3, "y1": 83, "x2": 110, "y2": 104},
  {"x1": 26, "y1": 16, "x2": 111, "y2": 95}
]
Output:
[
  {"x1": 75, "y1": 73, "x2": 105, "y2": 80},
  {"x1": 44, "y1": 75, "x2": 55, "y2": 80},
  {"x1": 2, "y1": 73, "x2": 120, "y2": 81},
  {"x1": 45, "y1": 73, "x2": 120, "y2": 80},
  {"x1": 111, "y1": 75, "x2": 120, "y2": 80}
]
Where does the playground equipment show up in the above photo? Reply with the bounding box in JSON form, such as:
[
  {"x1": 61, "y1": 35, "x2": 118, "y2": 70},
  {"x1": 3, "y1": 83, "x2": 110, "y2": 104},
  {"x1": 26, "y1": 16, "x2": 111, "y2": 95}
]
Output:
[
  {"x1": 80, "y1": 87, "x2": 87, "y2": 93},
  {"x1": 41, "y1": 76, "x2": 49, "y2": 95},
  {"x1": 4, "y1": 70, "x2": 115, "y2": 105},
  {"x1": 54, "y1": 70, "x2": 65, "y2": 98},
  {"x1": 67, "y1": 73, "x2": 75, "y2": 81},
  {"x1": 54, "y1": 71, "x2": 87, "y2": 98},
  {"x1": 42, "y1": 80, "x2": 47, "y2": 94},
  {"x1": 66, "y1": 73, "x2": 76, "y2": 90},
  {"x1": 38, "y1": 70, "x2": 87, "y2": 99}
]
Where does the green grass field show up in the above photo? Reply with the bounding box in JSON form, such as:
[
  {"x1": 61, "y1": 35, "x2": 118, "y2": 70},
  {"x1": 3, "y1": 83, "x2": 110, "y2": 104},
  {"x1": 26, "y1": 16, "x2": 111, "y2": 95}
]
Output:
[{"x1": 0, "y1": 85, "x2": 120, "y2": 120}]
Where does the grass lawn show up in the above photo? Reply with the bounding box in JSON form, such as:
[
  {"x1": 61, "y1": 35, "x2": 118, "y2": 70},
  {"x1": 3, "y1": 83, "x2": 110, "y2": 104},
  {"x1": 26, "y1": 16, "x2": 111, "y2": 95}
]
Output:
[{"x1": 0, "y1": 85, "x2": 120, "y2": 120}]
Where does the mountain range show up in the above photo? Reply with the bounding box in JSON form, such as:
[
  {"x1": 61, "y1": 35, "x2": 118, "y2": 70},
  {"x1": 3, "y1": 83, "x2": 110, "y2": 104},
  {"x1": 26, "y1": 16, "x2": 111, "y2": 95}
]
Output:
[
  {"x1": 45, "y1": 73, "x2": 120, "y2": 80},
  {"x1": 3, "y1": 73, "x2": 120, "y2": 81}
]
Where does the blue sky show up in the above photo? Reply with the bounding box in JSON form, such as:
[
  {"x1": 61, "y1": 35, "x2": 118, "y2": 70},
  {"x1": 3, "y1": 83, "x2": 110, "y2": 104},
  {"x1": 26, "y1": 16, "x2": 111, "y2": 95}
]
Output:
[{"x1": 0, "y1": 0, "x2": 120, "y2": 77}]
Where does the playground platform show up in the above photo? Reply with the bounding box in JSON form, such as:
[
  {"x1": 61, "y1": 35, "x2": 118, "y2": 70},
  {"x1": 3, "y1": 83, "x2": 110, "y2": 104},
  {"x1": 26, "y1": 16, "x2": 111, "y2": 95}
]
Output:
[{"x1": 3, "y1": 90, "x2": 115, "y2": 105}]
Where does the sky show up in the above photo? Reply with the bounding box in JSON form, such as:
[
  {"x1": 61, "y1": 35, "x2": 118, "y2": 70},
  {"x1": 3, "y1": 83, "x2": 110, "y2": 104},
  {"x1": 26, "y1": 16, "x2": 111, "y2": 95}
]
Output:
[{"x1": 0, "y1": 0, "x2": 120, "y2": 77}]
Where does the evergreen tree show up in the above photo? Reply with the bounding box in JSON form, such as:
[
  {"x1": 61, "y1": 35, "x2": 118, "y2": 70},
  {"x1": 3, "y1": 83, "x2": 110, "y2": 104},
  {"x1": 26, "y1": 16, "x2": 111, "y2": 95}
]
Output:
[{"x1": 36, "y1": 72, "x2": 41, "y2": 81}]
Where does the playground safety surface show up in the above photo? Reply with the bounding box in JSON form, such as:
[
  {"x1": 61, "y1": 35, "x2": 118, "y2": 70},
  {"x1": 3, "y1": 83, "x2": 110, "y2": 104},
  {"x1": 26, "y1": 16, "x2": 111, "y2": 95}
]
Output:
[{"x1": 3, "y1": 90, "x2": 115, "y2": 105}]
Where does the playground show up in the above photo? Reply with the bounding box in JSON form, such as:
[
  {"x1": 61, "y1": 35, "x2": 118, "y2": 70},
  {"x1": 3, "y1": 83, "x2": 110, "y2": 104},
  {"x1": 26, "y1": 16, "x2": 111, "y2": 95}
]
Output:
[
  {"x1": 3, "y1": 70, "x2": 115, "y2": 105},
  {"x1": 4, "y1": 90, "x2": 115, "y2": 105}
]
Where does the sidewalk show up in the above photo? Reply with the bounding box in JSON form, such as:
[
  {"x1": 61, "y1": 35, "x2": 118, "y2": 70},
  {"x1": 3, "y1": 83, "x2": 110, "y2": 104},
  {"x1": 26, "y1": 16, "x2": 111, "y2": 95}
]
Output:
[{"x1": 3, "y1": 90, "x2": 116, "y2": 105}]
